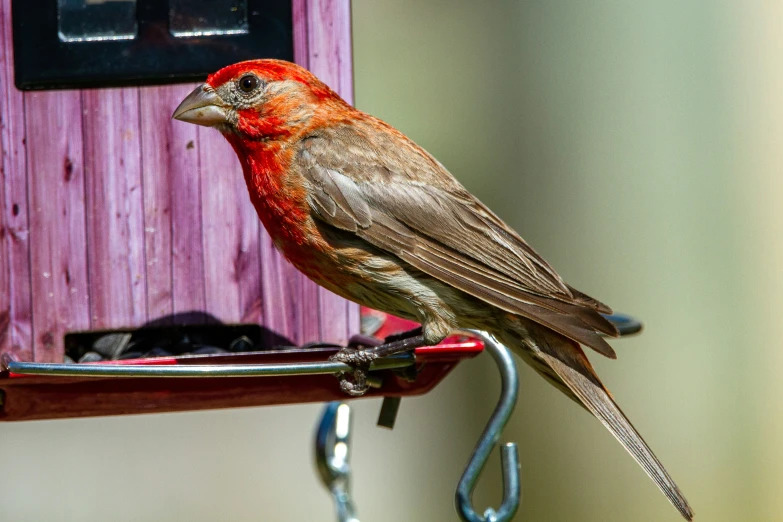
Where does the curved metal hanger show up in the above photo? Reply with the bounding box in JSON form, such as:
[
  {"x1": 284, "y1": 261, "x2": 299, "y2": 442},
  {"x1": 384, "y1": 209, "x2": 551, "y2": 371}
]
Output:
[
  {"x1": 453, "y1": 330, "x2": 521, "y2": 522},
  {"x1": 451, "y1": 314, "x2": 641, "y2": 521},
  {"x1": 313, "y1": 330, "x2": 523, "y2": 522}
]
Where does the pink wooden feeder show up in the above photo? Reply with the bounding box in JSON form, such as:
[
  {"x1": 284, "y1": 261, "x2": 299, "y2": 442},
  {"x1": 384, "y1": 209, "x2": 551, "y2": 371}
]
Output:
[{"x1": 0, "y1": 0, "x2": 482, "y2": 421}]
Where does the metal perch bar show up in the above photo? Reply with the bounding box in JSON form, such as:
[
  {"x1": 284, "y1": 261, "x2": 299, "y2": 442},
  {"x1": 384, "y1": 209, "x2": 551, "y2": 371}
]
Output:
[
  {"x1": 2, "y1": 353, "x2": 415, "y2": 378},
  {"x1": 454, "y1": 330, "x2": 521, "y2": 522}
]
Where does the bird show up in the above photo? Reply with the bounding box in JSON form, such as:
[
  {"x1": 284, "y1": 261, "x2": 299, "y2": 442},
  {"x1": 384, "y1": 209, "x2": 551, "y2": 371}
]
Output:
[{"x1": 172, "y1": 59, "x2": 693, "y2": 520}]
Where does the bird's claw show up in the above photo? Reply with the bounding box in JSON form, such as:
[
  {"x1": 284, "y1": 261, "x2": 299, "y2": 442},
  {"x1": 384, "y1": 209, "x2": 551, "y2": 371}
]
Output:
[
  {"x1": 329, "y1": 347, "x2": 380, "y2": 366},
  {"x1": 330, "y1": 346, "x2": 381, "y2": 397},
  {"x1": 337, "y1": 368, "x2": 370, "y2": 396}
]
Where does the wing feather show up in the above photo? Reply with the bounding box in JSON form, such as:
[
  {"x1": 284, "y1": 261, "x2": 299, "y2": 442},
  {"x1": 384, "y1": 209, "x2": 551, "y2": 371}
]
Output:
[
  {"x1": 524, "y1": 334, "x2": 693, "y2": 520},
  {"x1": 297, "y1": 129, "x2": 620, "y2": 355}
]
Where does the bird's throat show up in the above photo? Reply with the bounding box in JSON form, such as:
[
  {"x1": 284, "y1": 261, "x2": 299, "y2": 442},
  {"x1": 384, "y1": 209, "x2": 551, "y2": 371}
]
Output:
[{"x1": 225, "y1": 135, "x2": 311, "y2": 252}]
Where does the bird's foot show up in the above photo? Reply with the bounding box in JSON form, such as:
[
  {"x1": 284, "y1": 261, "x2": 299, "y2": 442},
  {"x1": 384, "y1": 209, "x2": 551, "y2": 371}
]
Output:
[
  {"x1": 330, "y1": 329, "x2": 429, "y2": 397},
  {"x1": 329, "y1": 348, "x2": 378, "y2": 397},
  {"x1": 335, "y1": 366, "x2": 371, "y2": 396},
  {"x1": 330, "y1": 346, "x2": 381, "y2": 366},
  {"x1": 330, "y1": 336, "x2": 381, "y2": 396}
]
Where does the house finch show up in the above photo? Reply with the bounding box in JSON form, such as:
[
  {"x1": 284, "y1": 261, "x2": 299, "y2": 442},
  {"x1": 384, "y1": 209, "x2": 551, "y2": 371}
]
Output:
[{"x1": 173, "y1": 59, "x2": 692, "y2": 520}]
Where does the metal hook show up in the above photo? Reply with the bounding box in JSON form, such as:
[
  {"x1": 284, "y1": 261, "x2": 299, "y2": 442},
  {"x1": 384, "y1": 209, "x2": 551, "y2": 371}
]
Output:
[
  {"x1": 315, "y1": 402, "x2": 359, "y2": 522},
  {"x1": 453, "y1": 330, "x2": 521, "y2": 522}
]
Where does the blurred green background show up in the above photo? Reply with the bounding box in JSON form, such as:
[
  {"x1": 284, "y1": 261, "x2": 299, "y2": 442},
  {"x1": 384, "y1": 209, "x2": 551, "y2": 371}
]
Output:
[{"x1": 1, "y1": 0, "x2": 779, "y2": 520}]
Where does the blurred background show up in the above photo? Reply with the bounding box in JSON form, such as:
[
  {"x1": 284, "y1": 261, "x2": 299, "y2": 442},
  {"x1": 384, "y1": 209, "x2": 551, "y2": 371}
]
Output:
[{"x1": 1, "y1": 0, "x2": 780, "y2": 520}]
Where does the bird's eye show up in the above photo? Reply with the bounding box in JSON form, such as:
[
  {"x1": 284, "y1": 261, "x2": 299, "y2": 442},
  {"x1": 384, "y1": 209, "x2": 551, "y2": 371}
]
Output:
[{"x1": 238, "y1": 74, "x2": 260, "y2": 94}]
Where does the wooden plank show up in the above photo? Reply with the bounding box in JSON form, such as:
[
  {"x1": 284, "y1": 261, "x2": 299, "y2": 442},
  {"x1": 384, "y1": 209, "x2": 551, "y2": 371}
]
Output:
[
  {"x1": 299, "y1": 269, "x2": 322, "y2": 345},
  {"x1": 304, "y1": 0, "x2": 355, "y2": 103},
  {"x1": 82, "y1": 88, "x2": 147, "y2": 329},
  {"x1": 0, "y1": 94, "x2": 8, "y2": 353},
  {"x1": 226, "y1": 0, "x2": 319, "y2": 346},
  {"x1": 0, "y1": 0, "x2": 357, "y2": 363},
  {"x1": 0, "y1": 0, "x2": 8, "y2": 355},
  {"x1": 197, "y1": 126, "x2": 264, "y2": 326},
  {"x1": 168, "y1": 91, "x2": 207, "y2": 318},
  {"x1": 25, "y1": 90, "x2": 89, "y2": 362},
  {"x1": 139, "y1": 86, "x2": 173, "y2": 321},
  {"x1": 139, "y1": 84, "x2": 205, "y2": 323},
  {"x1": 0, "y1": 0, "x2": 32, "y2": 361},
  {"x1": 292, "y1": 0, "x2": 309, "y2": 66},
  {"x1": 296, "y1": 0, "x2": 357, "y2": 345},
  {"x1": 258, "y1": 232, "x2": 298, "y2": 346},
  {"x1": 346, "y1": 297, "x2": 362, "y2": 336}
]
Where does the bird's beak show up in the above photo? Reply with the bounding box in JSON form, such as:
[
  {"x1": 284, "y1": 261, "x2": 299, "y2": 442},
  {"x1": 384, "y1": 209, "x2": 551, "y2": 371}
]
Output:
[{"x1": 172, "y1": 84, "x2": 230, "y2": 126}]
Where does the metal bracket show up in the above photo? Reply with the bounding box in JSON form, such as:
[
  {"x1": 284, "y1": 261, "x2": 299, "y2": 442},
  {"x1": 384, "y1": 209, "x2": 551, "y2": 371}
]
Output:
[{"x1": 376, "y1": 396, "x2": 402, "y2": 429}]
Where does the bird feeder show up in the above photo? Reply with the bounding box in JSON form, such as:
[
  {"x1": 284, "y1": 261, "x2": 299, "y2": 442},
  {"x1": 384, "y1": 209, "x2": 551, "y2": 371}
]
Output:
[{"x1": 0, "y1": 0, "x2": 483, "y2": 421}]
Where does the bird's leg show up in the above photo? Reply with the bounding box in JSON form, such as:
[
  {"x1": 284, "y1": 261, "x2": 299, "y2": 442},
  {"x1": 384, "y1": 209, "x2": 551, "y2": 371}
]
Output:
[
  {"x1": 334, "y1": 327, "x2": 425, "y2": 364},
  {"x1": 330, "y1": 327, "x2": 427, "y2": 397},
  {"x1": 366, "y1": 330, "x2": 427, "y2": 359},
  {"x1": 381, "y1": 326, "x2": 423, "y2": 345}
]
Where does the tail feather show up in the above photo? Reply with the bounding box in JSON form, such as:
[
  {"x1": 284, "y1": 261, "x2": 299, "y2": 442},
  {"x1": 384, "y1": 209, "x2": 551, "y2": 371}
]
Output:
[{"x1": 499, "y1": 327, "x2": 694, "y2": 520}]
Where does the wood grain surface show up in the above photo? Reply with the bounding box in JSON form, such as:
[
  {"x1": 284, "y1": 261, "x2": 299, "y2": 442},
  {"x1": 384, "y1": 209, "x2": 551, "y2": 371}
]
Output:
[{"x1": 0, "y1": 0, "x2": 358, "y2": 362}]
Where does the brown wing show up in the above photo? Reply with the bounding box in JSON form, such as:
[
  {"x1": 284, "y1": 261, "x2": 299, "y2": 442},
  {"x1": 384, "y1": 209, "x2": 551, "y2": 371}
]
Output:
[{"x1": 297, "y1": 123, "x2": 619, "y2": 356}]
